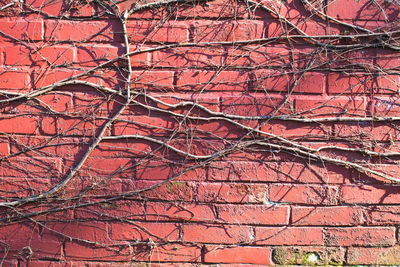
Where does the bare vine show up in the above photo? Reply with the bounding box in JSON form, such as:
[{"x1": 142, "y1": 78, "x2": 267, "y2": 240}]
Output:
[{"x1": 0, "y1": 0, "x2": 400, "y2": 264}]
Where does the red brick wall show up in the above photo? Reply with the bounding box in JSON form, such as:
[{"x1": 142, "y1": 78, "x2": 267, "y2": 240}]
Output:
[{"x1": 1, "y1": 0, "x2": 400, "y2": 265}]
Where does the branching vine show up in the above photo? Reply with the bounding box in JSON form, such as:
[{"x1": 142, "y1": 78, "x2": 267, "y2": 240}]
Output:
[{"x1": 0, "y1": 0, "x2": 399, "y2": 264}]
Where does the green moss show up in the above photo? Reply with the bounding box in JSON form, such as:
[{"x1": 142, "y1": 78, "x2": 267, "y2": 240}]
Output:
[
  {"x1": 328, "y1": 259, "x2": 344, "y2": 266},
  {"x1": 272, "y1": 248, "x2": 299, "y2": 264},
  {"x1": 167, "y1": 181, "x2": 188, "y2": 192},
  {"x1": 272, "y1": 247, "x2": 345, "y2": 266},
  {"x1": 100, "y1": 202, "x2": 117, "y2": 209}
]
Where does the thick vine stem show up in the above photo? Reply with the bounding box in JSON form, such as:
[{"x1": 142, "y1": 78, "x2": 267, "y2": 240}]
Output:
[{"x1": 0, "y1": 0, "x2": 400, "y2": 263}]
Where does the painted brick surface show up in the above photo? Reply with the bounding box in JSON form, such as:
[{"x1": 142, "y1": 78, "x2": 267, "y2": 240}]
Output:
[{"x1": 0, "y1": 0, "x2": 400, "y2": 265}]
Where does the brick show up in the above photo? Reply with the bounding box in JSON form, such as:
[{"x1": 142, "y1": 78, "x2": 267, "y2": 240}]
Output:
[
  {"x1": 165, "y1": 138, "x2": 226, "y2": 158},
  {"x1": 36, "y1": 92, "x2": 73, "y2": 113},
  {"x1": 151, "y1": 47, "x2": 223, "y2": 68},
  {"x1": 53, "y1": 116, "x2": 108, "y2": 136},
  {"x1": 370, "y1": 123, "x2": 400, "y2": 141},
  {"x1": 196, "y1": 183, "x2": 267, "y2": 203},
  {"x1": 182, "y1": 224, "x2": 253, "y2": 244},
  {"x1": 45, "y1": 20, "x2": 118, "y2": 42},
  {"x1": 27, "y1": 205, "x2": 74, "y2": 221},
  {"x1": 2, "y1": 240, "x2": 62, "y2": 260},
  {"x1": 0, "y1": 99, "x2": 43, "y2": 115},
  {"x1": 192, "y1": 20, "x2": 264, "y2": 42},
  {"x1": 373, "y1": 141, "x2": 400, "y2": 157},
  {"x1": 127, "y1": 20, "x2": 188, "y2": 43},
  {"x1": 291, "y1": 45, "x2": 331, "y2": 69},
  {"x1": 252, "y1": 71, "x2": 325, "y2": 94},
  {"x1": 328, "y1": 49, "x2": 375, "y2": 69},
  {"x1": 0, "y1": 223, "x2": 62, "y2": 259},
  {"x1": 92, "y1": 139, "x2": 156, "y2": 158},
  {"x1": 31, "y1": 261, "x2": 189, "y2": 267},
  {"x1": 278, "y1": 161, "x2": 350, "y2": 184},
  {"x1": 177, "y1": 0, "x2": 251, "y2": 18},
  {"x1": 207, "y1": 161, "x2": 350, "y2": 184},
  {"x1": 9, "y1": 136, "x2": 90, "y2": 159},
  {"x1": 259, "y1": 46, "x2": 292, "y2": 68},
  {"x1": 38, "y1": 116, "x2": 57, "y2": 135},
  {"x1": 225, "y1": 145, "x2": 300, "y2": 163},
  {"x1": 5, "y1": 45, "x2": 74, "y2": 66},
  {"x1": 150, "y1": 47, "x2": 214, "y2": 68},
  {"x1": 41, "y1": 222, "x2": 109, "y2": 243},
  {"x1": 59, "y1": 165, "x2": 124, "y2": 197},
  {"x1": 182, "y1": 119, "x2": 250, "y2": 139},
  {"x1": 347, "y1": 246, "x2": 400, "y2": 265},
  {"x1": 0, "y1": 139, "x2": 8, "y2": 156},
  {"x1": 207, "y1": 161, "x2": 280, "y2": 182},
  {"x1": 291, "y1": 206, "x2": 365, "y2": 226},
  {"x1": 58, "y1": 180, "x2": 120, "y2": 200},
  {"x1": 1, "y1": 156, "x2": 63, "y2": 178},
  {"x1": 113, "y1": 115, "x2": 178, "y2": 136},
  {"x1": 72, "y1": 90, "x2": 118, "y2": 116},
  {"x1": 76, "y1": 44, "x2": 120, "y2": 67},
  {"x1": 152, "y1": 45, "x2": 290, "y2": 69},
  {"x1": 376, "y1": 74, "x2": 400, "y2": 94},
  {"x1": 375, "y1": 49, "x2": 400, "y2": 70},
  {"x1": 324, "y1": 227, "x2": 395, "y2": 246},
  {"x1": 0, "y1": 70, "x2": 30, "y2": 90},
  {"x1": 176, "y1": 70, "x2": 249, "y2": 91},
  {"x1": 260, "y1": 121, "x2": 332, "y2": 139},
  {"x1": 76, "y1": 68, "x2": 120, "y2": 88},
  {"x1": 255, "y1": 227, "x2": 323, "y2": 245},
  {"x1": 205, "y1": 246, "x2": 272, "y2": 265},
  {"x1": 352, "y1": 164, "x2": 400, "y2": 184},
  {"x1": 64, "y1": 241, "x2": 132, "y2": 261},
  {"x1": 145, "y1": 202, "x2": 215, "y2": 222},
  {"x1": 68, "y1": 70, "x2": 108, "y2": 88},
  {"x1": 221, "y1": 94, "x2": 294, "y2": 117},
  {"x1": 130, "y1": 48, "x2": 150, "y2": 67},
  {"x1": 146, "y1": 92, "x2": 220, "y2": 113},
  {"x1": 140, "y1": 244, "x2": 201, "y2": 262},
  {"x1": 327, "y1": 73, "x2": 378, "y2": 95},
  {"x1": 25, "y1": 0, "x2": 63, "y2": 16},
  {"x1": 74, "y1": 200, "x2": 145, "y2": 221},
  {"x1": 128, "y1": 180, "x2": 196, "y2": 202},
  {"x1": 131, "y1": 70, "x2": 174, "y2": 90},
  {"x1": 353, "y1": 19, "x2": 393, "y2": 31},
  {"x1": 0, "y1": 178, "x2": 51, "y2": 199},
  {"x1": 66, "y1": 2, "x2": 100, "y2": 17},
  {"x1": 295, "y1": 96, "x2": 368, "y2": 117},
  {"x1": 0, "y1": 19, "x2": 42, "y2": 41},
  {"x1": 342, "y1": 185, "x2": 400, "y2": 204},
  {"x1": 253, "y1": 0, "x2": 315, "y2": 19},
  {"x1": 22, "y1": 261, "x2": 69, "y2": 267},
  {"x1": 216, "y1": 204, "x2": 289, "y2": 225},
  {"x1": 79, "y1": 157, "x2": 135, "y2": 179},
  {"x1": 371, "y1": 96, "x2": 400, "y2": 116},
  {"x1": 135, "y1": 161, "x2": 207, "y2": 181},
  {"x1": 333, "y1": 122, "x2": 370, "y2": 139},
  {"x1": 366, "y1": 206, "x2": 400, "y2": 225},
  {"x1": 333, "y1": 122, "x2": 400, "y2": 142},
  {"x1": 0, "y1": 115, "x2": 39, "y2": 134},
  {"x1": 121, "y1": 2, "x2": 177, "y2": 20},
  {"x1": 268, "y1": 19, "x2": 328, "y2": 38},
  {"x1": 61, "y1": 245, "x2": 190, "y2": 264},
  {"x1": 110, "y1": 222, "x2": 180, "y2": 241},
  {"x1": 269, "y1": 184, "x2": 339, "y2": 205},
  {"x1": 32, "y1": 68, "x2": 75, "y2": 88},
  {"x1": 271, "y1": 246, "x2": 345, "y2": 265},
  {"x1": 327, "y1": 0, "x2": 400, "y2": 21}
]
